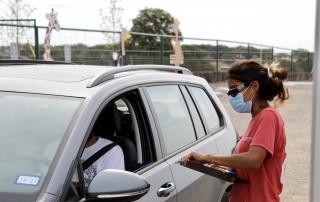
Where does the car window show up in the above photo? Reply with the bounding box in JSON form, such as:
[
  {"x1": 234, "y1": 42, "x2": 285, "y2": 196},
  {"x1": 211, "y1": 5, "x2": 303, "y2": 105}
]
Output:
[
  {"x1": 65, "y1": 168, "x2": 81, "y2": 201},
  {"x1": 0, "y1": 92, "x2": 82, "y2": 198},
  {"x1": 115, "y1": 99, "x2": 129, "y2": 114},
  {"x1": 146, "y1": 85, "x2": 196, "y2": 154},
  {"x1": 189, "y1": 87, "x2": 220, "y2": 132},
  {"x1": 180, "y1": 86, "x2": 206, "y2": 138}
]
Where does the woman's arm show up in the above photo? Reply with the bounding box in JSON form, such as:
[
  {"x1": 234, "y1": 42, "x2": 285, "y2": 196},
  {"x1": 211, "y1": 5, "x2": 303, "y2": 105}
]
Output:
[{"x1": 181, "y1": 145, "x2": 267, "y2": 170}]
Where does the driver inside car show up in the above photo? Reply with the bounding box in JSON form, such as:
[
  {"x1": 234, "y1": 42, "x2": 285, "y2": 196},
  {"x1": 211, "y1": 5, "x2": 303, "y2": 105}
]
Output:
[{"x1": 73, "y1": 132, "x2": 125, "y2": 187}]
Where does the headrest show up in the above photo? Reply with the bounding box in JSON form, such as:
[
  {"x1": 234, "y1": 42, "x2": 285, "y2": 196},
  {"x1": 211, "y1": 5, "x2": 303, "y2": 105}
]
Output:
[{"x1": 94, "y1": 103, "x2": 123, "y2": 136}]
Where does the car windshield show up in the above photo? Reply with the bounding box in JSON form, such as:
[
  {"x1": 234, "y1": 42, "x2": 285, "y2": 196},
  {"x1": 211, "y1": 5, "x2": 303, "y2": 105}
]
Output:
[{"x1": 0, "y1": 92, "x2": 83, "y2": 201}]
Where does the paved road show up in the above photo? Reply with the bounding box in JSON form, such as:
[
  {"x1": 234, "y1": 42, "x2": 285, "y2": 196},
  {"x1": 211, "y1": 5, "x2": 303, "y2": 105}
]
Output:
[{"x1": 210, "y1": 82, "x2": 311, "y2": 202}]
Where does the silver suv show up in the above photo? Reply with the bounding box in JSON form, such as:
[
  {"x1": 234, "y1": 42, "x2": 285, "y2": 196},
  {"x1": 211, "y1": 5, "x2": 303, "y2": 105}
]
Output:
[{"x1": 0, "y1": 60, "x2": 237, "y2": 202}]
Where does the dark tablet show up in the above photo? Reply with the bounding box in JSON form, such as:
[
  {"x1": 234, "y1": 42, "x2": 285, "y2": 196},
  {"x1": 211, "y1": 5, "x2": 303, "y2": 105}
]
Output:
[{"x1": 182, "y1": 161, "x2": 249, "y2": 183}]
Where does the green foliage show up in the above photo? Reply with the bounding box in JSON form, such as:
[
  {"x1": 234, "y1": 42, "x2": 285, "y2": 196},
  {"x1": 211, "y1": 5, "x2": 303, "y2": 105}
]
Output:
[
  {"x1": 221, "y1": 53, "x2": 236, "y2": 60},
  {"x1": 264, "y1": 53, "x2": 273, "y2": 60},
  {"x1": 181, "y1": 44, "x2": 214, "y2": 71},
  {"x1": 0, "y1": 25, "x2": 313, "y2": 73},
  {"x1": 130, "y1": 8, "x2": 182, "y2": 50},
  {"x1": 295, "y1": 49, "x2": 309, "y2": 58},
  {"x1": 233, "y1": 45, "x2": 248, "y2": 52},
  {"x1": 37, "y1": 43, "x2": 115, "y2": 65},
  {"x1": 251, "y1": 54, "x2": 258, "y2": 60},
  {"x1": 294, "y1": 58, "x2": 313, "y2": 72}
]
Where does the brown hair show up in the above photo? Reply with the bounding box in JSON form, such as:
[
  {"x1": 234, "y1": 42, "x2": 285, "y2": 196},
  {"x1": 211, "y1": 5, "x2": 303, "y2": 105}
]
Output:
[{"x1": 226, "y1": 60, "x2": 290, "y2": 107}]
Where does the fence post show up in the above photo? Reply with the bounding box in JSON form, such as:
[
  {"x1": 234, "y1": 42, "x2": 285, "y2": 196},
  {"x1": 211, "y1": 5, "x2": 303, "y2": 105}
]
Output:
[
  {"x1": 160, "y1": 35, "x2": 164, "y2": 65},
  {"x1": 216, "y1": 40, "x2": 219, "y2": 82},
  {"x1": 247, "y1": 43, "x2": 250, "y2": 59},
  {"x1": 35, "y1": 26, "x2": 39, "y2": 60}
]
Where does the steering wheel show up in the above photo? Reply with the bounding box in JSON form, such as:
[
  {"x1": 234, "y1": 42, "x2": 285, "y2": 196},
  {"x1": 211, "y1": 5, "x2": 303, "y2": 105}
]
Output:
[{"x1": 8, "y1": 151, "x2": 52, "y2": 167}]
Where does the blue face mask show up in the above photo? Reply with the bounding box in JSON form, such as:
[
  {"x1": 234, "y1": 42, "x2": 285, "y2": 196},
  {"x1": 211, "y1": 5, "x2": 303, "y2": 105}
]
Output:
[{"x1": 229, "y1": 83, "x2": 255, "y2": 113}]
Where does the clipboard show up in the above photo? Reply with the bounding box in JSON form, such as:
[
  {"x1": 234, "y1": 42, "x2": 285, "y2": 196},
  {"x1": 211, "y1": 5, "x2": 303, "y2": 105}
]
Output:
[{"x1": 181, "y1": 161, "x2": 249, "y2": 183}]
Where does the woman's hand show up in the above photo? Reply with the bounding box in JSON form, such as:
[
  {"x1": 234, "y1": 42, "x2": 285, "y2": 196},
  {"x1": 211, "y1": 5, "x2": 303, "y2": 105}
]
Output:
[
  {"x1": 72, "y1": 181, "x2": 80, "y2": 186},
  {"x1": 181, "y1": 151, "x2": 208, "y2": 166}
]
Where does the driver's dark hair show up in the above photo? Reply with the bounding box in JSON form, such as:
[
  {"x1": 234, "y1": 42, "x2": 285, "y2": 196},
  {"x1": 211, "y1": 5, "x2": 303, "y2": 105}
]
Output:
[
  {"x1": 226, "y1": 60, "x2": 290, "y2": 107},
  {"x1": 86, "y1": 131, "x2": 94, "y2": 144}
]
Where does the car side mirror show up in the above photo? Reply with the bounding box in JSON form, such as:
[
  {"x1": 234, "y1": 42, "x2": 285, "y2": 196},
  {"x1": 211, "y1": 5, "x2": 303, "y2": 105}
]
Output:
[{"x1": 86, "y1": 169, "x2": 150, "y2": 202}]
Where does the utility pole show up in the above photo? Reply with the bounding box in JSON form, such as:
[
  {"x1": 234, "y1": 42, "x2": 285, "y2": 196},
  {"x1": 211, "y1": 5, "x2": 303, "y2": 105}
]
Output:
[{"x1": 310, "y1": 0, "x2": 320, "y2": 201}]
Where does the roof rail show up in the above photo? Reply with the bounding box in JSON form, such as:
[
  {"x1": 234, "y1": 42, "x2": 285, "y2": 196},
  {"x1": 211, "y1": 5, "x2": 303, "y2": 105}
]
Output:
[
  {"x1": 87, "y1": 65, "x2": 193, "y2": 88},
  {"x1": 0, "y1": 59, "x2": 75, "y2": 65}
]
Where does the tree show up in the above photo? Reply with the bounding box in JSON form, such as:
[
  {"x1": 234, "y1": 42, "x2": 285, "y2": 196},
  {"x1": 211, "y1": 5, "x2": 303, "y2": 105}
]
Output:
[
  {"x1": 0, "y1": 0, "x2": 36, "y2": 41},
  {"x1": 130, "y1": 8, "x2": 182, "y2": 50},
  {"x1": 99, "y1": 0, "x2": 123, "y2": 47},
  {"x1": 0, "y1": 0, "x2": 36, "y2": 57},
  {"x1": 295, "y1": 48, "x2": 309, "y2": 58}
]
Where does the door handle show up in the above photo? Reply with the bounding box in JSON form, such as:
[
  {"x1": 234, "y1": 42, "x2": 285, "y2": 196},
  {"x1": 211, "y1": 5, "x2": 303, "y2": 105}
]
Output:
[{"x1": 157, "y1": 182, "x2": 175, "y2": 197}]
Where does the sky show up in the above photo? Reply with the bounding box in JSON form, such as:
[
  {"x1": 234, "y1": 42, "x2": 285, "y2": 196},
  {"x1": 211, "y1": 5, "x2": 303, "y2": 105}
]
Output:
[{"x1": 18, "y1": 0, "x2": 317, "y2": 51}]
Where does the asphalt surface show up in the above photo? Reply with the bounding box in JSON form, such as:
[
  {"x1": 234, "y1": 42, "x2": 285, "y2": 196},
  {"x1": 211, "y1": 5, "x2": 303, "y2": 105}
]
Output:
[{"x1": 210, "y1": 82, "x2": 311, "y2": 202}]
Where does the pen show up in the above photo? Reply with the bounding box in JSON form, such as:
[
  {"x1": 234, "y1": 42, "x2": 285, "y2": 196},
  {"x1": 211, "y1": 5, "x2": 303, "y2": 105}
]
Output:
[{"x1": 223, "y1": 170, "x2": 236, "y2": 175}]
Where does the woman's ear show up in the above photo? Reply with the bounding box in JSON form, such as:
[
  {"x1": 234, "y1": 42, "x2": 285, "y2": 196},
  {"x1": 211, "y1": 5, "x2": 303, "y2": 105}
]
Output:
[{"x1": 252, "y1": 80, "x2": 259, "y2": 92}]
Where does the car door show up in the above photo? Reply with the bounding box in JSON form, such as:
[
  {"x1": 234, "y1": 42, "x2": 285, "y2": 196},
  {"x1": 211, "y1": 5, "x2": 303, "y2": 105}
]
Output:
[
  {"x1": 136, "y1": 161, "x2": 176, "y2": 202},
  {"x1": 100, "y1": 90, "x2": 178, "y2": 202},
  {"x1": 62, "y1": 88, "x2": 177, "y2": 202},
  {"x1": 131, "y1": 89, "x2": 177, "y2": 202},
  {"x1": 94, "y1": 90, "x2": 178, "y2": 202},
  {"x1": 144, "y1": 84, "x2": 229, "y2": 202}
]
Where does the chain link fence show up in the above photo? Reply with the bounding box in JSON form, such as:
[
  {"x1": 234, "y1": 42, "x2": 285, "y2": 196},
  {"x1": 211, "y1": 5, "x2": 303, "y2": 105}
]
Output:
[
  {"x1": 0, "y1": 20, "x2": 37, "y2": 59},
  {"x1": 0, "y1": 21, "x2": 313, "y2": 82}
]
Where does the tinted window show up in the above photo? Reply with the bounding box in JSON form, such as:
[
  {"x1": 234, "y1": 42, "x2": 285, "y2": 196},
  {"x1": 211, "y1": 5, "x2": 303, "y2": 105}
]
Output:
[
  {"x1": 181, "y1": 86, "x2": 206, "y2": 138},
  {"x1": 189, "y1": 87, "x2": 220, "y2": 132},
  {"x1": 146, "y1": 85, "x2": 196, "y2": 154}
]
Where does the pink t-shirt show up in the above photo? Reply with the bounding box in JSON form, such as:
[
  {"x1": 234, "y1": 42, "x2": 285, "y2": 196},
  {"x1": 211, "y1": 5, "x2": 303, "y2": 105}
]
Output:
[{"x1": 229, "y1": 107, "x2": 287, "y2": 202}]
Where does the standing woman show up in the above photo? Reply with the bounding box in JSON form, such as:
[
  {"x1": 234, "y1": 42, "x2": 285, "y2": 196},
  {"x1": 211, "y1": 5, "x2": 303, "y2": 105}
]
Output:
[{"x1": 181, "y1": 60, "x2": 290, "y2": 202}]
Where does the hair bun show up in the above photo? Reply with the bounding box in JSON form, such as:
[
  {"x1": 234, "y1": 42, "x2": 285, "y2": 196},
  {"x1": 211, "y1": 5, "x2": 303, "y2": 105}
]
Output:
[{"x1": 274, "y1": 68, "x2": 288, "y2": 80}]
